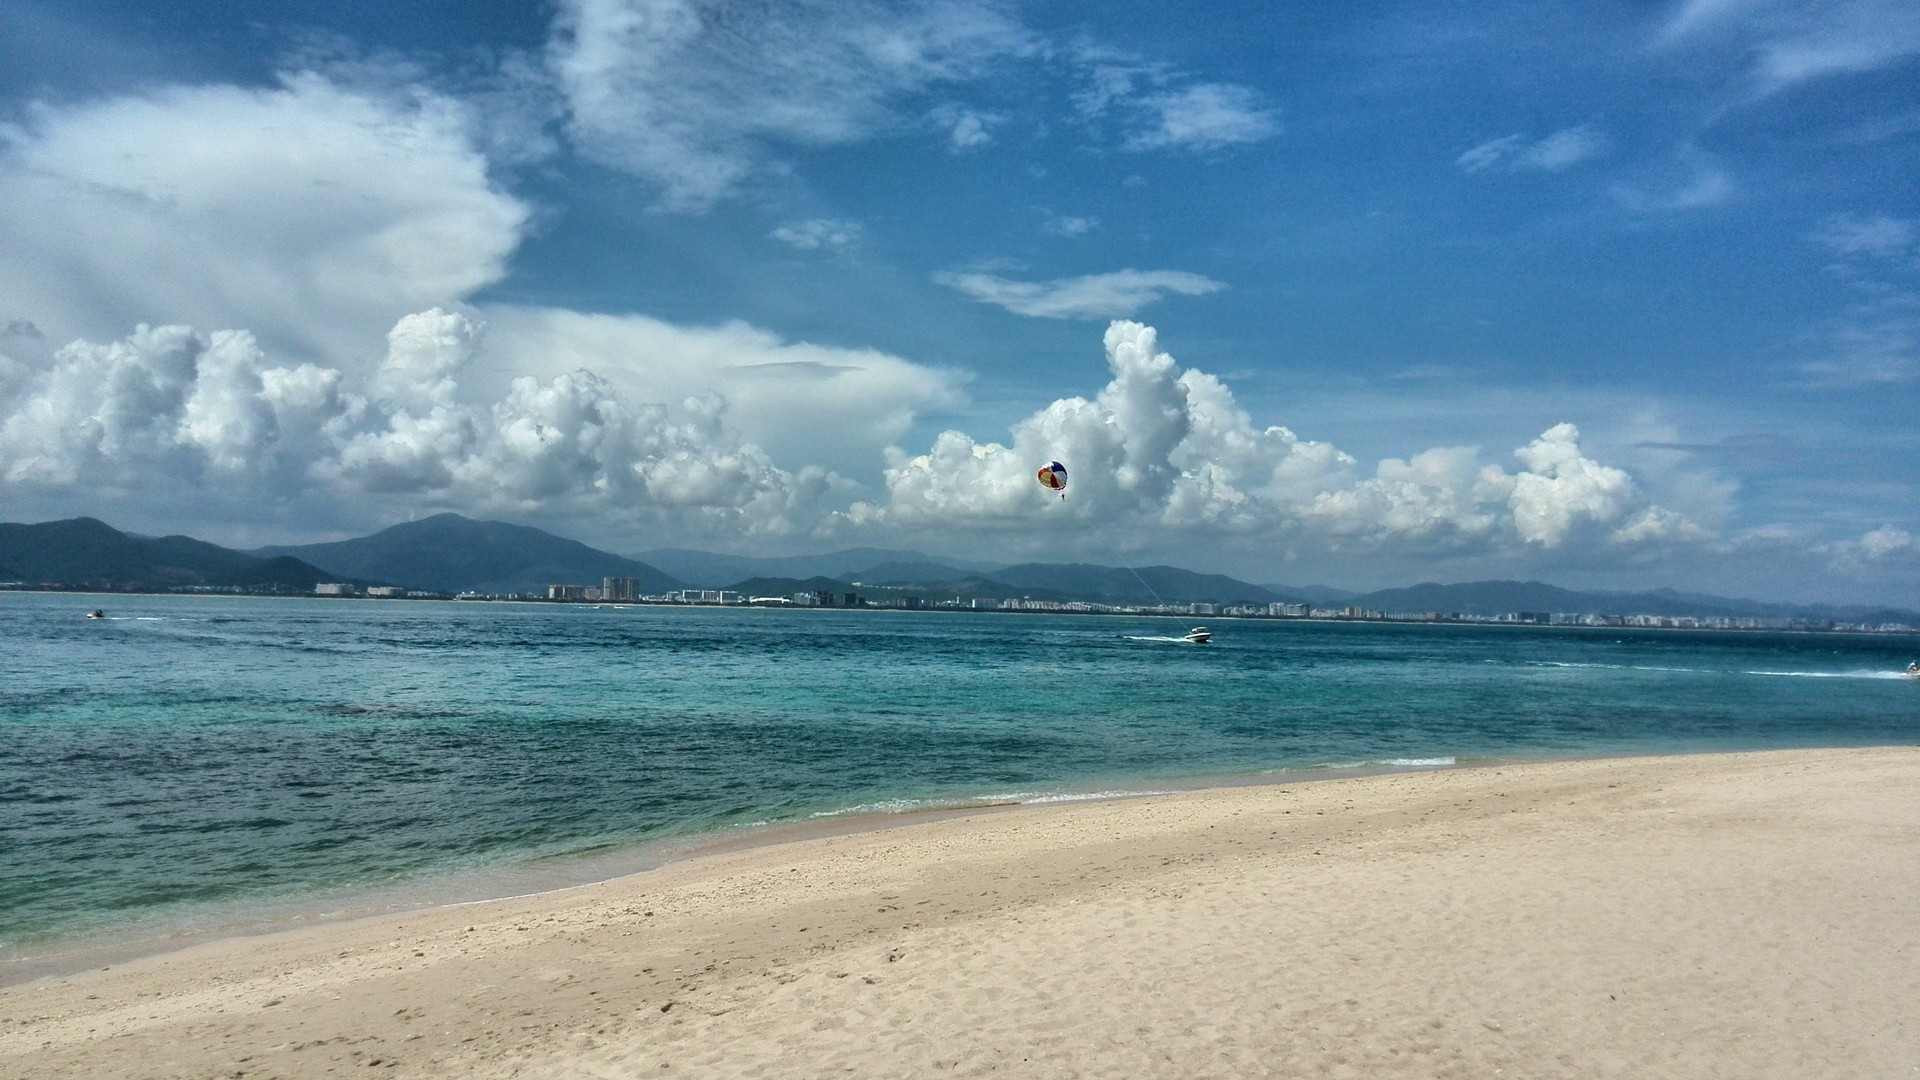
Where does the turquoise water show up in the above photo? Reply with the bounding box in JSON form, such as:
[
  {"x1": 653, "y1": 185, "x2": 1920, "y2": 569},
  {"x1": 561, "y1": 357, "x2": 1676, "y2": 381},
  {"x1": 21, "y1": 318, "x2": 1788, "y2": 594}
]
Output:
[{"x1": 4, "y1": 592, "x2": 1916, "y2": 958}]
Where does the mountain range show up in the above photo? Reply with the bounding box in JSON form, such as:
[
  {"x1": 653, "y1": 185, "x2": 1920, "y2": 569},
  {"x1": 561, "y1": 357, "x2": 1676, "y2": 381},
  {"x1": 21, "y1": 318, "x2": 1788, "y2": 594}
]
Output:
[
  {"x1": 4, "y1": 513, "x2": 1916, "y2": 623},
  {"x1": 255, "y1": 514, "x2": 683, "y2": 596},
  {"x1": 0, "y1": 518, "x2": 331, "y2": 592}
]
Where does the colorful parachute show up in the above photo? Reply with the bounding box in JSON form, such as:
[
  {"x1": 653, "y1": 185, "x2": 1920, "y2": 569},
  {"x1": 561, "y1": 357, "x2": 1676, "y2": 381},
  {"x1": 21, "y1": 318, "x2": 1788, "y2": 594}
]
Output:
[{"x1": 1037, "y1": 460, "x2": 1068, "y2": 497}]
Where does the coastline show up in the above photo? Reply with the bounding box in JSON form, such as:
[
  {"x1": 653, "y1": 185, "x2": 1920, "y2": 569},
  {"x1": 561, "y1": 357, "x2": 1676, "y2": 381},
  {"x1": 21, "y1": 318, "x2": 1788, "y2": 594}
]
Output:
[
  {"x1": 4, "y1": 746, "x2": 1915, "y2": 1078},
  {"x1": 0, "y1": 755, "x2": 1474, "y2": 989}
]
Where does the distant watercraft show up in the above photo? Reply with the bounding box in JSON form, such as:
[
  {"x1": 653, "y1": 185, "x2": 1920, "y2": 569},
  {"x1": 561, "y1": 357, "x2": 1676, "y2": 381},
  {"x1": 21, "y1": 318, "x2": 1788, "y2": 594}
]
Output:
[
  {"x1": 85, "y1": 609, "x2": 106, "y2": 620},
  {"x1": 1183, "y1": 626, "x2": 1211, "y2": 644}
]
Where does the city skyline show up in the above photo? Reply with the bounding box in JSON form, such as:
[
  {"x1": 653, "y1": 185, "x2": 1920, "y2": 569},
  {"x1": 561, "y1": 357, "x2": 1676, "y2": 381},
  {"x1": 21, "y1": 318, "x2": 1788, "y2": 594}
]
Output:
[{"x1": 1, "y1": 1, "x2": 1917, "y2": 606}]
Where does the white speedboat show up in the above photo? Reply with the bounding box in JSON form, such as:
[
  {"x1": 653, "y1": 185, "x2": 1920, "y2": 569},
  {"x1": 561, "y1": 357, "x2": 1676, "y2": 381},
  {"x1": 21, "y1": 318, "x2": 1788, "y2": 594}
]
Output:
[
  {"x1": 85, "y1": 609, "x2": 106, "y2": 620},
  {"x1": 1183, "y1": 626, "x2": 1211, "y2": 644}
]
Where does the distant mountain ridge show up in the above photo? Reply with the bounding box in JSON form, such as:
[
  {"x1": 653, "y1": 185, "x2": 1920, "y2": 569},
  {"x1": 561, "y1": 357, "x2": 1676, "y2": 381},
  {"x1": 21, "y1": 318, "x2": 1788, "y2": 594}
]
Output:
[
  {"x1": 257, "y1": 514, "x2": 681, "y2": 596},
  {"x1": 0, "y1": 518, "x2": 332, "y2": 592},
  {"x1": 1339, "y1": 580, "x2": 1918, "y2": 623},
  {"x1": 6, "y1": 515, "x2": 1916, "y2": 622}
]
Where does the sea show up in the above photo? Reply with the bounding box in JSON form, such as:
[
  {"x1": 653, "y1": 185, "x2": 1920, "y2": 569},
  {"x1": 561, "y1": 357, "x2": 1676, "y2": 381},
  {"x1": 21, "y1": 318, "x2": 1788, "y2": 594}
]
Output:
[{"x1": 4, "y1": 591, "x2": 1916, "y2": 981}]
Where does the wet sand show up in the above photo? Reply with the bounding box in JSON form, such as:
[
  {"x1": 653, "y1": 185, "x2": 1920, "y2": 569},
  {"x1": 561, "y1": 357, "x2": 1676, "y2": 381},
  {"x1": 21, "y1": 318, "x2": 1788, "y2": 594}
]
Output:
[{"x1": 3, "y1": 747, "x2": 1916, "y2": 1078}]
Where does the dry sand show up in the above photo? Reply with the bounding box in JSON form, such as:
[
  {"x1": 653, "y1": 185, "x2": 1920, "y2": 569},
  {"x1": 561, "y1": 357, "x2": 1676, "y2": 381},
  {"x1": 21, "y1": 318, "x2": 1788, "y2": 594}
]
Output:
[{"x1": 3, "y1": 747, "x2": 1916, "y2": 1079}]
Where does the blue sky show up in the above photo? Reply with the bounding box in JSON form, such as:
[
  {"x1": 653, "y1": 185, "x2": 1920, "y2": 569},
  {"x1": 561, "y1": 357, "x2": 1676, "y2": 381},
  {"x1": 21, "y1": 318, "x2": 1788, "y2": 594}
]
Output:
[{"x1": 1, "y1": 1, "x2": 1916, "y2": 604}]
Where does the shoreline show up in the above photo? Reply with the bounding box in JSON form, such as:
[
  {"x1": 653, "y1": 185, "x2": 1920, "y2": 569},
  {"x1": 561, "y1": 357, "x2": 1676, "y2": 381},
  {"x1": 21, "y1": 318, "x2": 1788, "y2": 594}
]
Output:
[
  {"x1": 4, "y1": 746, "x2": 1915, "y2": 1078},
  {"x1": 1, "y1": 753, "x2": 1486, "y2": 989},
  {"x1": 14, "y1": 587, "x2": 1920, "y2": 637}
]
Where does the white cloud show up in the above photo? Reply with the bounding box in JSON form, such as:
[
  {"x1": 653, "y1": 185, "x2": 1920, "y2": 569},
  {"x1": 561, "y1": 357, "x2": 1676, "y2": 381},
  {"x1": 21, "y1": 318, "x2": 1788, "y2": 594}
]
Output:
[
  {"x1": 1303, "y1": 447, "x2": 1500, "y2": 548},
  {"x1": 470, "y1": 305, "x2": 965, "y2": 478},
  {"x1": 1526, "y1": 126, "x2": 1611, "y2": 170},
  {"x1": 930, "y1": 103, "x2": 1001, "y2": 150},
  {"x1": 1499, "y1": 423, "x2": 1682, "y2": 547},
  {"x1": 1044, "y1": 215, "x2": 1098, "y2": 238},
  {"x1": 855, "y1": 321, "x2": 1700, "y2": 562},
  {"x1": 1812, "y1": 214, "x2": 1915, "y2": 259},
  {"x1": 1611, "y1": 160, "x2": 1735, "y2": 211},
  {"x1": 1455, "y1": 134, "x2": 1524, "y2": 173},
  {"x1": 1655, "y1": 0, "x2": 1920, "y2": 95},
  {"x1": 1123, "y1": 83, "x2": 1279, "y2": 152},
  {"x1": 1654, "y1": 0, "x2": 1766, "y2": 46},
  {"x1": 1821, "y1": 524, "x2": 1920, "y2": 586},
  {"x1": 1457, "y1": 126, "x2": 1609, "y2": 174},
  {"x1": 1796, "y1": 321, "x2": 1920, "y2": 387},
  {"x1": 0, "y1": 311, "x2": 841, "y2": 541},
  {"x1": 770, "y1": 218, "x2": 863, "y2": 251},
  {"x1": 1800, "y1": 214, "x2": 1920, "y2": 386},
  {"x1": 1069, "y1": 46, "x2": 1276, "y2": 155},
  {"x1": 548, "y1": 0, "x2": 1036, "y2": 211},
  {"x1": 0, "y1": 73, "x2": 529, "y2": 367},
  {"x1": 935, "y1": 269, "x2": 1226, "y2": 319},
  {"x1": 1856, "y1": 524, "x2": 1914, "y2": 559}
]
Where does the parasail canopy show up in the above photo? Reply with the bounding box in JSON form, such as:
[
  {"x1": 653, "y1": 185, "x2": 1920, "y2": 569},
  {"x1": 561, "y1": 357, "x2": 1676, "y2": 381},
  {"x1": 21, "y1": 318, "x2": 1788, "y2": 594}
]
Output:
[{"x1": 1036, "y1": 460, "x2": 1068, "y2": 496}]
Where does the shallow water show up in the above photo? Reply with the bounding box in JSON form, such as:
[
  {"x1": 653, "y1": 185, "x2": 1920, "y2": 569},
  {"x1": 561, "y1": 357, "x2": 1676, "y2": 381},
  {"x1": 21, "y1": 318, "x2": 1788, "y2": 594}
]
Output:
[{"x1": 4, "y1": 592, "x2": 1915, "y2": 956}]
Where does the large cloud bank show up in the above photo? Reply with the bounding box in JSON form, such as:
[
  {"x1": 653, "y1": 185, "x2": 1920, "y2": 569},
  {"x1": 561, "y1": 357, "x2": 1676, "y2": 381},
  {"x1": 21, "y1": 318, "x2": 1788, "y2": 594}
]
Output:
[
  {"x1": 0, "y1": 311, "x2": 831, "y2": 540},
  {"x1": 0, "y1": 313, "x2": 1704, "y2": 569},
  {"x1": 855, "y1": 322, "x2": 1701, "y2": 562}
]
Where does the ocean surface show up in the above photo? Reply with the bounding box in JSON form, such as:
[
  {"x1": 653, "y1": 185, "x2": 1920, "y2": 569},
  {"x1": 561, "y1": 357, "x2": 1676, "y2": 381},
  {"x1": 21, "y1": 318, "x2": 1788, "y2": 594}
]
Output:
[{"x1": 4, "y1": 591, "x2": 1916, "y2": 974}]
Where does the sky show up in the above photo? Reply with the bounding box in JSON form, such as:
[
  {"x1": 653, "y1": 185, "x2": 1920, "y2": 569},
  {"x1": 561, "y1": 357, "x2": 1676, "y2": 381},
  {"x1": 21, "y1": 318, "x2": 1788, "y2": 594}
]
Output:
[{"x1": 0, "y1": 0, "x2": 1916, "y2": 605}]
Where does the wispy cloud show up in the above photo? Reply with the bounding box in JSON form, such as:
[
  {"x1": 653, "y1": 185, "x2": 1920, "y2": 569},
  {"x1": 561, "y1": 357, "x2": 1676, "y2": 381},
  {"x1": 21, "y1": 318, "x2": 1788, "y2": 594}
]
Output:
[
  {"x1": 1044, "y1": 215, "x2": 1098, "y2": 238},
  {"x1": 1610, "y1": 157, "x2": 1735, "y2": 211},
  {"x1": 935, "y1": 269, "x2": 1225, "y2": 319},
  {"x1": 1812, "y1": 213, "x2": 1915, "y2": 258},
  {"x1": 1124, "y1": 83, "x2": 1279, "y2": 152},
  {"x1": 1655, "y1": 0, "x2": 1920, "y2": 96},
  {"x1": 1457, "y1": 125, "x2": 1609, "y2": 174},
  {"x1": 549, "y1": 0, "x2": 1038, "y2": 211},
  {"x1": 1071, "y1": 46, "x2": 1278, "y2": 154},
  {"x1": 770, "y1": 218, "x2": 863, "y2": 252},
  {"x1": 1799, "y1": 214, "x2": 1920, "y2": 386}
]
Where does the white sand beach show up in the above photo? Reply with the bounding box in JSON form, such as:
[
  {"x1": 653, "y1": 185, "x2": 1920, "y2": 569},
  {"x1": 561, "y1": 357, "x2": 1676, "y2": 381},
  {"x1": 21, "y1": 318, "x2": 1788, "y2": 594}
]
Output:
[{"x1": 3, "y1": 747, "x2": 1916, "y2": 1078}]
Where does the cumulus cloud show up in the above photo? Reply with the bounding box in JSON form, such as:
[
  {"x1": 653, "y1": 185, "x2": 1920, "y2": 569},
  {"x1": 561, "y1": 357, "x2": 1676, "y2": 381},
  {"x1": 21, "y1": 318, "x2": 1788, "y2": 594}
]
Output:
[
  {"x1": 0, "y1": 311, "x2": 837, "y2": 540},
  {"x1": 857, "y1": 321, "x2": 1700, "y2": 562},
  {"x1": 470, "y1": 306, "x2": 965, "y2": 478},
  {"x1": 1820, "y1": 524, "x2": 1920, "y2": 587},
  {"x1": 1457, "y1": 126, "x2": 1610, "y2": 174},
  {"x1": 935, "y1": 270, "x2": 1226, "y2": 319},
  {"x1": 0, "y1": 73, "x2": 529, "y2": 367},
  {"x1": 548, "y1": 0, "x2": 1036, "y2": 210}
]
